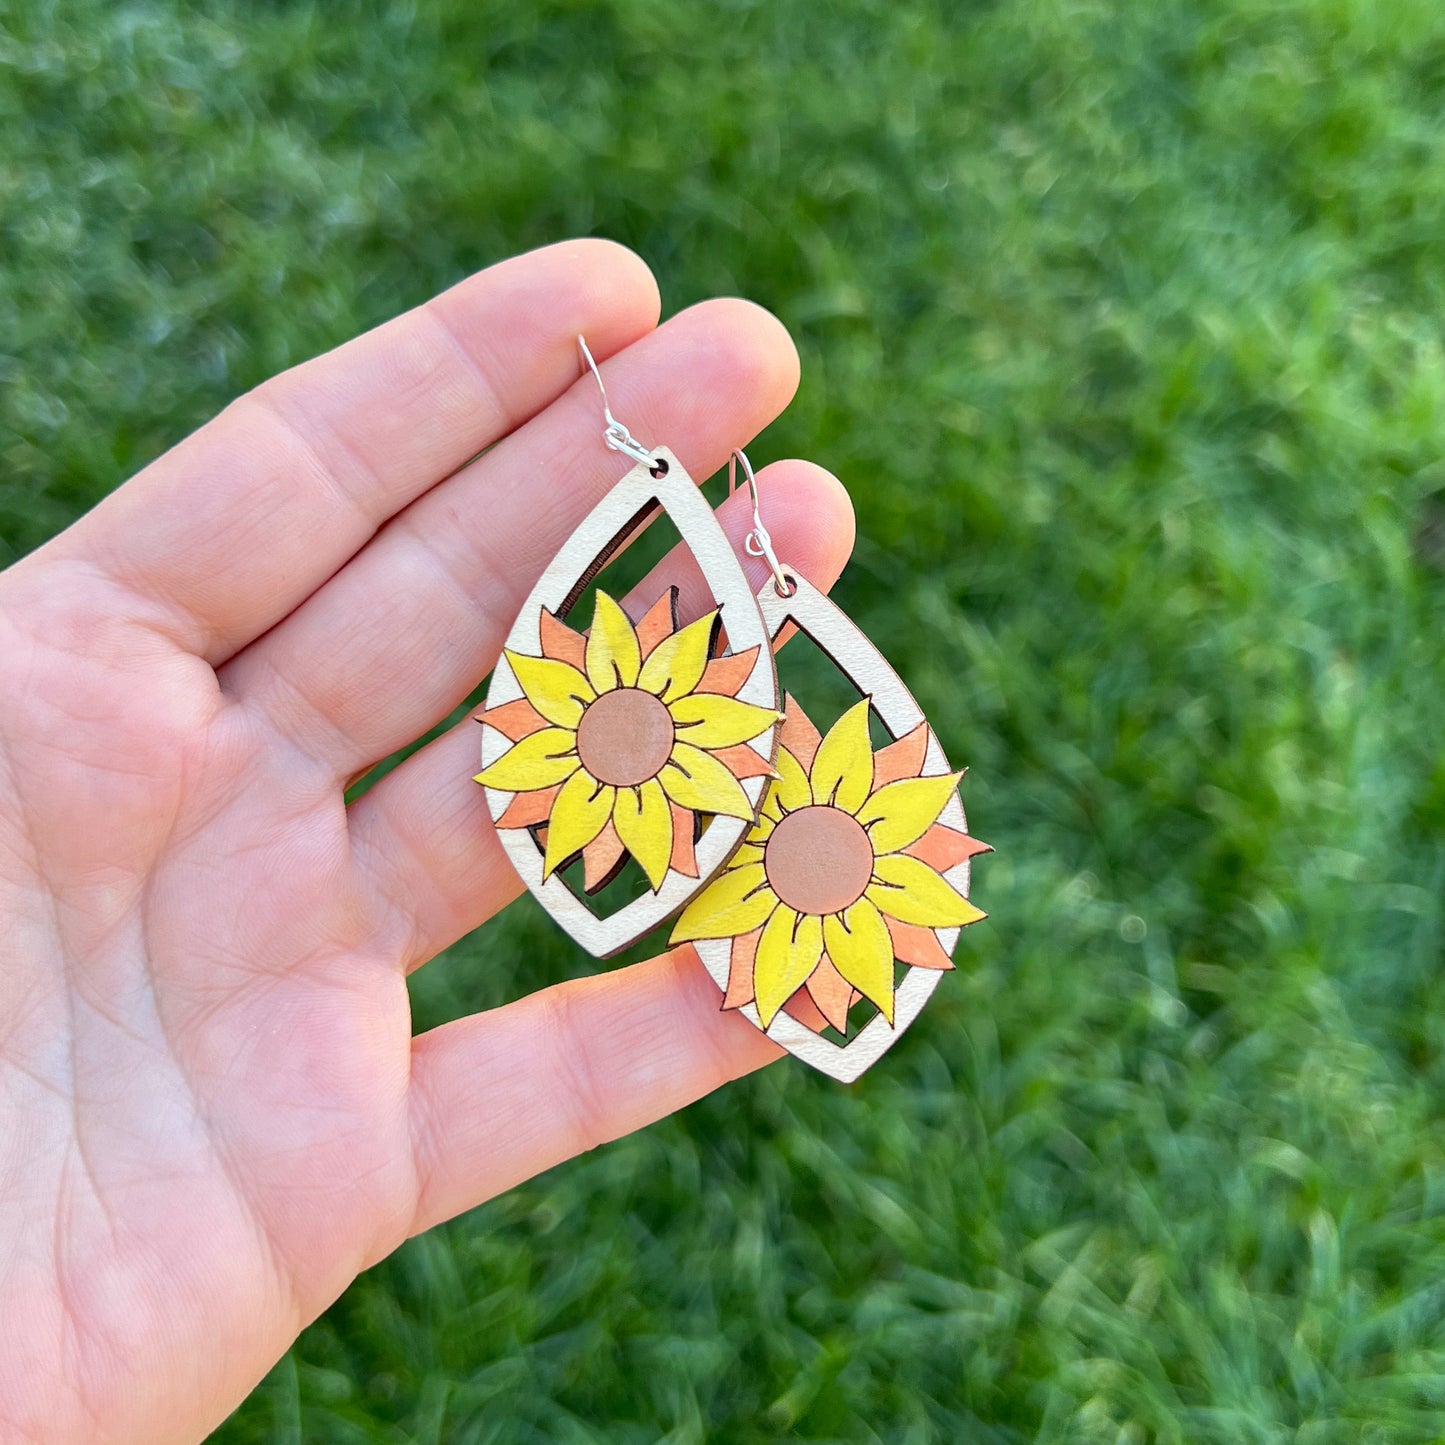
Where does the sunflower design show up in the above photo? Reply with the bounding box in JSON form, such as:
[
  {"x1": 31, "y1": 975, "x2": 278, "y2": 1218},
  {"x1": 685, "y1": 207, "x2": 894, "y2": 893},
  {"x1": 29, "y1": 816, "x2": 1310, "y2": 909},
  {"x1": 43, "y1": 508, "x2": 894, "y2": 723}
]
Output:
[
  {"x1": 670, "y1": 695, "x2": 988, "y2": 1032},
  {"x1": 474, "y1": 587, "x2": 781, "y2": 894}
]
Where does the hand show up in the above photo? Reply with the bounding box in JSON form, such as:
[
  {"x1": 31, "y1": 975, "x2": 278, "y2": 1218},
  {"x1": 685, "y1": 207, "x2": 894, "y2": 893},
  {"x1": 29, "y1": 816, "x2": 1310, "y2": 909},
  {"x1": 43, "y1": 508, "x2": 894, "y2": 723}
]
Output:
[{"x1": 0, "y1": 240, "x2": 855, "y2": 1445}]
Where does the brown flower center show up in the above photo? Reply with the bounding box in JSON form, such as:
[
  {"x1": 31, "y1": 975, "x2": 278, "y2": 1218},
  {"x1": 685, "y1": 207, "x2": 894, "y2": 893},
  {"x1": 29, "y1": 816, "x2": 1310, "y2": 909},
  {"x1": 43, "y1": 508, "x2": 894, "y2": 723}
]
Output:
[
  {"x1": 764, "y1": 805, "x2": 875, "y2": 916},
  {"x1": 575, "y1": 687, "x2": 675, "y2": 786}
]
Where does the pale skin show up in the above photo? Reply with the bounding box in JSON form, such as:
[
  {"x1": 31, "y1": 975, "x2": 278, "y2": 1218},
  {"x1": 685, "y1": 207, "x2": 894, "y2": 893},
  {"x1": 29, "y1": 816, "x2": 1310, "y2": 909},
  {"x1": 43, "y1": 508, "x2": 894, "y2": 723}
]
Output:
[{"x1": 0, "y1": 240, "x2": 856, "y2": 1444}]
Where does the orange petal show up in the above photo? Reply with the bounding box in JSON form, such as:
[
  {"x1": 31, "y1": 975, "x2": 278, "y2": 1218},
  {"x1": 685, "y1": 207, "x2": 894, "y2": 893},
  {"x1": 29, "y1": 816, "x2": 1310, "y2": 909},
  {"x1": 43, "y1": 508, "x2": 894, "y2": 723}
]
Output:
[
  {"x1": 710, "y1": 742, "x2": 776, "y2": 780},
  {"x1": 804, "y1": 954, "x2": 855, "y2": 1032},
  {"x1": 905, "y1": 824, "x2": 991, "y2": 872},
  {"x1": 582, "y1": 822, "x2": 626, "y2": 892},
  {"x1": 695, "y1": 645, "x2": 761, "y2": 697},
  {"x1": 635, "y1": 588, "x2": 679, "y2": 659},
  {"x1": 538, "y1": 609, "x2": 587, "y2": 671},
  {"x1": 475, "y1": 697, "x2": 550, "y2": 742},
  {"x1": 722, "y1": 928, "x2": 761, "y2": 1010},
  {"x1": 669, "y1": 800, "x2": 699, "y2": 878},
  {"x1": 496, "y1": 782, "x2": 563, "y2": 828},
  {"x1": 780, "y1": 693, "x2": 822, "y2": 769},
  {"x1": 784, "y1": 986, "x2": 829, "y2": 1032},
  {"x1": 873, "y1": 722, "x2": 930, "y2": 785},
  {"x1": 885, "y1": 914, "x2": 955, "y2": 970}
]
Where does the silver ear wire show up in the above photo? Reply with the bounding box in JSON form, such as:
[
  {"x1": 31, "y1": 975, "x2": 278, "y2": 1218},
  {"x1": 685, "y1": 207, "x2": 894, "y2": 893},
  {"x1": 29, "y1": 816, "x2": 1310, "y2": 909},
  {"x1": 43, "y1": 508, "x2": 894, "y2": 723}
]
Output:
[
  {"x1": 728, "y1": 448, "x2": 795, "y2": 597},
  {"x1": 577, "y1": 335, "x2": 661, "y2": 471}
]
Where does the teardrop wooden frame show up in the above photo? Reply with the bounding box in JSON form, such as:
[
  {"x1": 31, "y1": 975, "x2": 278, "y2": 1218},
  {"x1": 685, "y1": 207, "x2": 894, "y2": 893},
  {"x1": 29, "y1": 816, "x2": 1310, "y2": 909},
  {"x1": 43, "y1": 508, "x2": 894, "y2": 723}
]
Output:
[
  {"x1": 691, "y1": 571, "x2": 977, "y2": 1082},
  {"x1": 479, "y1": 448, "x2": 780, "y2": 957}
]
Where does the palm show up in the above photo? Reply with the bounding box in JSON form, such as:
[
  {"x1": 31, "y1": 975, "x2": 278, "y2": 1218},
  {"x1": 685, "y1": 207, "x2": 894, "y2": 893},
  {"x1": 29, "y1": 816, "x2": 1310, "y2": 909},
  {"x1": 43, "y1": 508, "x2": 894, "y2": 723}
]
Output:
[
  {"x1": 0, "y1": 607, "x2": 416, "y2": 1434},
  {"x1": 0, "y1": 240, "x2": 854, "y2": 1445}
]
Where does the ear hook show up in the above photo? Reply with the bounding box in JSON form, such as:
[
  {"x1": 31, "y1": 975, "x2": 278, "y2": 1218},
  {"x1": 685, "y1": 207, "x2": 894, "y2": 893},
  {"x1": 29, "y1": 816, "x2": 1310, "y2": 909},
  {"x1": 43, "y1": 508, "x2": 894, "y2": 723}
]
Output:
[
  {"x1": 729, "y1": 448, "x2": 795, "y2": 598},
  {"x1": 577, "y1": 335, "x2": 668, "y2": 475}
]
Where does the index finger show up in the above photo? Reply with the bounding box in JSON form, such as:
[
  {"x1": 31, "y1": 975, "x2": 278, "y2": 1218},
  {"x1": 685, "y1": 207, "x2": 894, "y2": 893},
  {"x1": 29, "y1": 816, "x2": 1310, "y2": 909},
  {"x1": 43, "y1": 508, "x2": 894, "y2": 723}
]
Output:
[{"x1": 37, "y1": 238, "x2": 661, "y2": 662}]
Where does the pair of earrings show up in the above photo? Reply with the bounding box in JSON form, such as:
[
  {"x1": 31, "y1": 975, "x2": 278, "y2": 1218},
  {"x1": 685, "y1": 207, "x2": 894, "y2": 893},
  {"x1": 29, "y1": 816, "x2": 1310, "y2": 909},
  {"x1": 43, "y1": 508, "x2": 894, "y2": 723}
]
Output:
[{"x1": 474, "y1": 338, "x2": 987, "y2": 1081}]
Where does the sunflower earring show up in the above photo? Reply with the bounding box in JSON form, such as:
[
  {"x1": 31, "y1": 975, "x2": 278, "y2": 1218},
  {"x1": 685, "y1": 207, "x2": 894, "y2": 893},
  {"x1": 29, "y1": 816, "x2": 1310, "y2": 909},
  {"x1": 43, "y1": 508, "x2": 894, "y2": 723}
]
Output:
[
  {"x1": 474, "y1": 339, "x2": 783, "y2": 957},
  {"x1": 669, "y1": 451, "x2": 990, "y2": 1081}
]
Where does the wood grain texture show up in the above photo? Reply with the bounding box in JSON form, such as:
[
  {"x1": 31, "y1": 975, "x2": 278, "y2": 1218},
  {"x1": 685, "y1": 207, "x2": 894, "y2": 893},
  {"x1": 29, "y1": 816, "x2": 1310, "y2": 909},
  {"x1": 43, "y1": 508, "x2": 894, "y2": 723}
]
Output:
[
  {"x1": 479, "y1": 449, "x2": 779, "y2": 957},
  {"x1": 692, "y1": 571, "x2": 979, "y2": 1082}
]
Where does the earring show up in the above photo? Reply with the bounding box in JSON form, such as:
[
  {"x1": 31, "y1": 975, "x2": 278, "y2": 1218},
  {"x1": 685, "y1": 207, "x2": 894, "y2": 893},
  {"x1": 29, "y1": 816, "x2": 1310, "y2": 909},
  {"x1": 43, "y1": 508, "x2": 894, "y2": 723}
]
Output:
[
  {"x1": 668, "y1": 451, "x2": 990, "y2": 1081},
  {"x1": 474, "y1": 340, "x2": 782, "y2": 958}
]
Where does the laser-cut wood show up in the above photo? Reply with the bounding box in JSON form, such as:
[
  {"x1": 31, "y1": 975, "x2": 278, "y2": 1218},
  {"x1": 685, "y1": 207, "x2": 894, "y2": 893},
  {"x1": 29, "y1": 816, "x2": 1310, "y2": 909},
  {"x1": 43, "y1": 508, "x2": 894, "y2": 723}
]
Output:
[
  {"x1": 478, "y1": 449, "x2": 780, "y2": 957},
  {"x1": 690, "y1": 571, "x2": 986, "y2": 1081}
]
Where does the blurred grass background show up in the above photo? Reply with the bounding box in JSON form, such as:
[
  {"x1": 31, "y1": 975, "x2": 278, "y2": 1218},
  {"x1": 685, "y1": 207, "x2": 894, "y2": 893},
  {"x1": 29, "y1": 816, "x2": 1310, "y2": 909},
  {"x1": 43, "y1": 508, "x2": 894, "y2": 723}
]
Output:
[{"x1": 6, "y1": 0, "x2": 1445, "y2": 1439}]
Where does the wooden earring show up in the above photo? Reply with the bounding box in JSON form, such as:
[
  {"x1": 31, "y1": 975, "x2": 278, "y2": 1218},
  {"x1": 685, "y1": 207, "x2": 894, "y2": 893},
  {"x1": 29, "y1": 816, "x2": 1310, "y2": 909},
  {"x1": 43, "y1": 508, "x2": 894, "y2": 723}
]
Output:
[
  {"x1": 474, "y1": 340, "x2": 782, "y2": 958},
  {"x1": 669, "y1": 452, "x2": 989, "y2": 1081}
]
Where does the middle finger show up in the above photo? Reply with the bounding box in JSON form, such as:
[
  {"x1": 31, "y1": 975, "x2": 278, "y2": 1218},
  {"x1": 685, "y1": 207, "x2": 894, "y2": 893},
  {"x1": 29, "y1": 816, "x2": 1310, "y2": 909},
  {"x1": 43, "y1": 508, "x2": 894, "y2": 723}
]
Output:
[{"x1": 221, "y1": 299, "x2": 799, "y2": 777}]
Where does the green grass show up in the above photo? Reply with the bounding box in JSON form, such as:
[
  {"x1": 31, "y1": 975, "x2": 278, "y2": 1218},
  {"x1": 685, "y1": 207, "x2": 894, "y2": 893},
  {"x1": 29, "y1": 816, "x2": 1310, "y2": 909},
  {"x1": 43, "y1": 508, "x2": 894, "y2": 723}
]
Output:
[{"x1": 6, "y1": 0, "x2": 1445, "y2": 1438}]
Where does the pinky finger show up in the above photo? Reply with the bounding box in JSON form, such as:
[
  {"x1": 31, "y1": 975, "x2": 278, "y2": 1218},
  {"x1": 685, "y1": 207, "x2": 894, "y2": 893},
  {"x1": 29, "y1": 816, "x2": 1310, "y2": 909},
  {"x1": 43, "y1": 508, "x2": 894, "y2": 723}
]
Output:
[{"x1": 405, "y1": 946, "x2": 779, "y2": 1233}]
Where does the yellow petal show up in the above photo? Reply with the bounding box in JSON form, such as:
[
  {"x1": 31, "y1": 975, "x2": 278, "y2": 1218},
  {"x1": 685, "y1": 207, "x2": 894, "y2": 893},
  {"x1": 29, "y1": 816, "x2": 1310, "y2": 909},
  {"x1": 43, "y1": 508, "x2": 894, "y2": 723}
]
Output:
[
  {"x1": 730, "y1": 842, "x2": 765, "y2": 868},
  {"x1": 810, "y1": 698, "x2": 874, "y2": 813},
  {"x1": 542, "y1": 771, "x2": 615, "y2": 878},
  {"x1": 585, "y1": 589, "x2": 641, "y2": 692},
  {"x1": 658, "y1": 742, "x2": 755, "y2": 821},
  {"x1": 503, "y1": 651, "x2": 595, "y2": 729},
  {"x1": 670, "y1": 864, "x2": 777, "y2": 943},
  {"x1": 856, "y1": 772, "x2": 963, "y2": 854},
  {"x1": 773, "y1": 745, "x2": 812, "y2": 814},
  {"x1": 823, "y1": 899, "x2": 896, "y2": 1025},
  {"x1": 867, "y1": 852, "x2": 986, "y2": 928},
  {"x1": 669, "y1": 692, "x2": 780, "y2": 749},
  {"x1": 612, "y1": 778, "x2": 674, "y2": 892},
  {"x1": 637, "y1": 610, "x2": 718, "y2": 701},
  {"x1": 474, "y1": 728, "x2": 580, "y2": 792},
  {"x1": 753, "y1": 907, "x2": 824, "y2": 1029}
]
